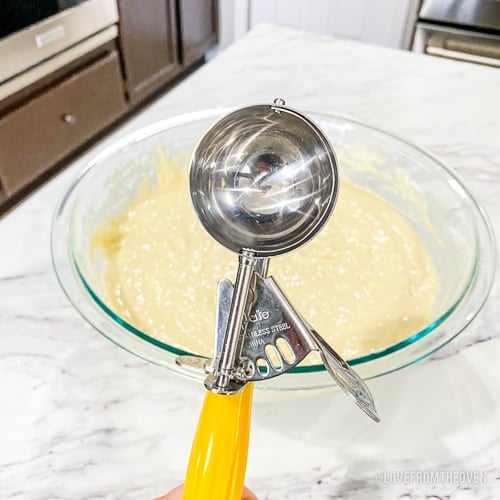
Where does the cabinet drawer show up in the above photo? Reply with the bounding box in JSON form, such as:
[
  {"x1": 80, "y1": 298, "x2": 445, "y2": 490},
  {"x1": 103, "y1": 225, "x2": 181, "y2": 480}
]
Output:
[{"x1": 0, "y1": 51, "x2": 127, "y2": 196}]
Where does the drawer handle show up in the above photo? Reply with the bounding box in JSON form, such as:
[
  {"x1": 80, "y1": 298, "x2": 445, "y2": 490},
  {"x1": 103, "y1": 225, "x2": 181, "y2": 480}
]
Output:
[{"x1": 62, "y1": 113, "x2": 76, "y2": 124}]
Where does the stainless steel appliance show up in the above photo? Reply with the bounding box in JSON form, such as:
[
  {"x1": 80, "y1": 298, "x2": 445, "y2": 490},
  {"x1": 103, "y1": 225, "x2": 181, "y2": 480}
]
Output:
[
  {"x1": 0, "y1": 0, "x2": 119, "y2": 99},
  {"x1": 412, "y1": 0, "x2": 500, "y2": 68}
]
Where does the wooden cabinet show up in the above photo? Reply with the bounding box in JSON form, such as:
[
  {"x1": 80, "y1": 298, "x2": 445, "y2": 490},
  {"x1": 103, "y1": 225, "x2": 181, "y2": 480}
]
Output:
[
  {"x1": 0, "y1": 1, "x2": 218, "y2": 213},
  {"x1": 117, "y1": 0, "x2": 218, "y2": 103},
  {"x1": 117, "y1": 0, "x2": 180, "y2": 104},
  {"x1": 178, "y1": 0, "x2": 218, "y2": 66},
  {"x1": 0, "y1": 184, "x2": 6, "y2": 206},
  {"x1": 0, "y1": 51, "x2": 127, "y2": 196}
]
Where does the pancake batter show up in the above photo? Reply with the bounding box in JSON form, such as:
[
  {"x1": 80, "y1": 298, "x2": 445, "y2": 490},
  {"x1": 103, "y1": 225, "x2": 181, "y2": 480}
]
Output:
[{"x1": 92, "y1": 150, "x2": 438, "y2": 361}]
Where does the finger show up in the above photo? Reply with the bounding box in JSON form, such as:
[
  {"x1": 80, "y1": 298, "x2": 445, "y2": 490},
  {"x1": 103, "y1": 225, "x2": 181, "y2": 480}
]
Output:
[
  {"x1": 156, "y1": 484, "x2": 258, "y2": 500},
  {"x1": 155, "y1": 484, "x2": 183, "y2": 500},
  {"x1": 243, "y1": 486, "x2": 258, "y2": 500}
]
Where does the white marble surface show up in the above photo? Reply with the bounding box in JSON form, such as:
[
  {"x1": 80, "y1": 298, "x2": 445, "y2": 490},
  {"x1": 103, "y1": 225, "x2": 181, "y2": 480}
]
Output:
[{"x1": 1, "y1": 25, "x2": 499, "y2": 499}]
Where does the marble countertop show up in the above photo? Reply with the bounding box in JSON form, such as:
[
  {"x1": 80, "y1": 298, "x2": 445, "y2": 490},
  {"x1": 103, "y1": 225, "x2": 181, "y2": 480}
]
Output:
[{"x1": 1, "y1": 25, "x2": 499, "y2": 499}]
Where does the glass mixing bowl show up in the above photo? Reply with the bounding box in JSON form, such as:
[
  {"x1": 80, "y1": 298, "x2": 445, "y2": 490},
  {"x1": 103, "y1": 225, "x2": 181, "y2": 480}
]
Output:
[{"x1": 51, "y1": 109, "x2": 495, "y2": 391}]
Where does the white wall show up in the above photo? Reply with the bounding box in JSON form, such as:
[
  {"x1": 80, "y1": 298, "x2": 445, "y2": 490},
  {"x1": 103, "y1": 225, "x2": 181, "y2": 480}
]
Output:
[
  {"x1": 218, "y1": 0, "x2": 419, "y2": 50},
  {"x1": 218, "y1": 0, "x2": 250, "y2": 49}
]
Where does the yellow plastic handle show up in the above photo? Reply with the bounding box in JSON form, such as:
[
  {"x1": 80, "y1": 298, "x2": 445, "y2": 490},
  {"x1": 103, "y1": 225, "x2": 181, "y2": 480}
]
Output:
[{"x1": 183, "y1": 383, "x2": 254, "y2": 500}]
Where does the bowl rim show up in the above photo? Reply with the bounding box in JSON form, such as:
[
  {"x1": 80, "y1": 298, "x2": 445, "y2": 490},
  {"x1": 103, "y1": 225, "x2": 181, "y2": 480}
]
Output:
[{"x1": 51, "y1": 107, "x2": 497, "y2": 379}]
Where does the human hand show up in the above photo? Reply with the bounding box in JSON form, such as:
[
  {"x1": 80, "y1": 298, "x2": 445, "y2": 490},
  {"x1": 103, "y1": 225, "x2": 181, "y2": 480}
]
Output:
[{"x1": 156, "y1": 484, "x2": 257, "y2": 499}]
